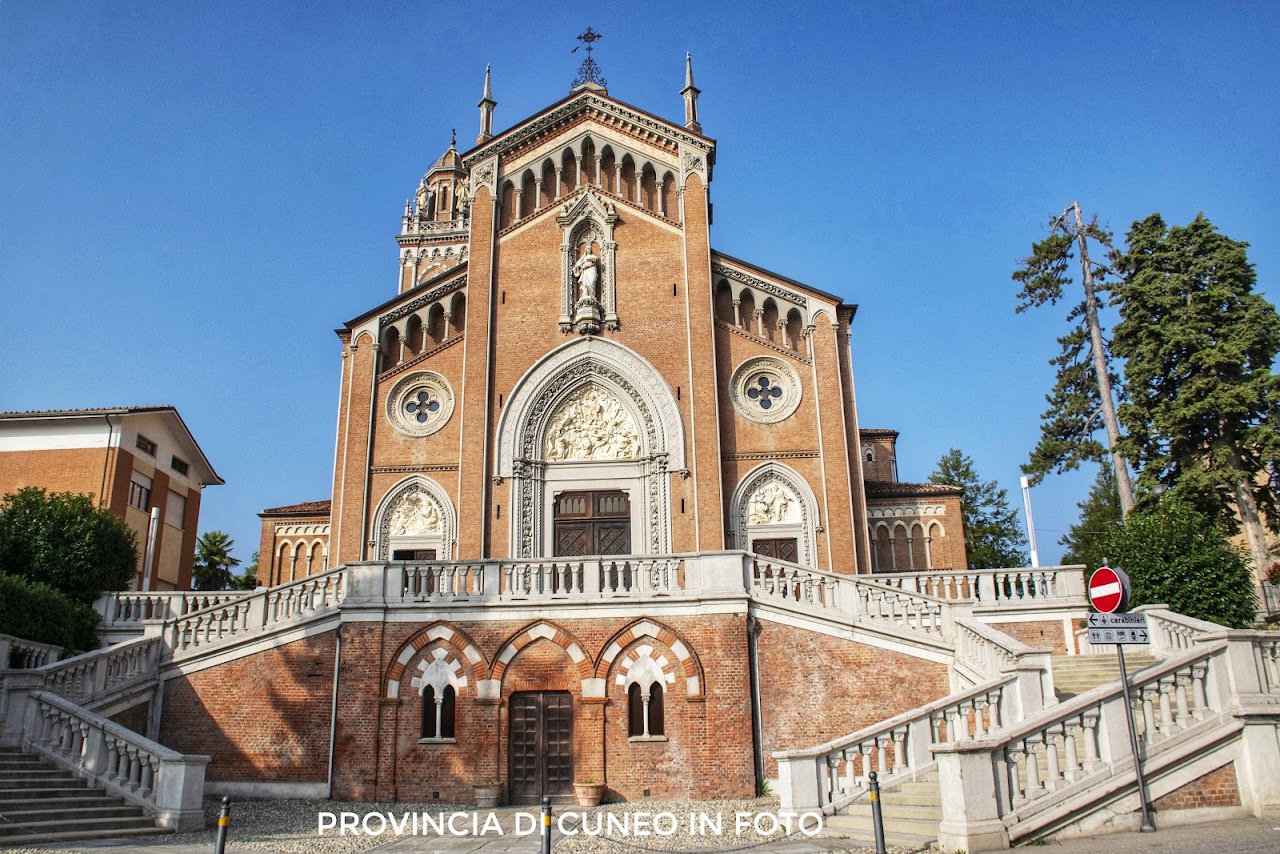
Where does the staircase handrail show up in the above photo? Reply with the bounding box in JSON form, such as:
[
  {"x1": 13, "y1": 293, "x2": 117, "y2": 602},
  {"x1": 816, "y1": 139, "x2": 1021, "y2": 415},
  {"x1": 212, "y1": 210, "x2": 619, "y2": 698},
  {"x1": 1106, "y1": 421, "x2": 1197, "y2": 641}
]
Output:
[
  {"x1": 955, "y1": 618, "x2": 1055, "y2": 697},
  {"x1": 0, "y1": 632, "x2": 62, "y2": 669},
  {"x1": 32, "y1": 635, "x2": 160, "y2": 709},
  {"x1": 1132, "y1": 604, "x2": 1226, "y2": 654},
  {"x1": 94, "y1": 590, "x2": 253, "y2": 632},
  {"x1": 22, "y1": 689, "x2": 208, "y2": 831},
  {"x1": 775, "y1": 673, "x2": 1016, "y2": 812},
  {"x1": 166, "y1": 565, "x2": 347, "y2": 658},
  {"x1": 852, "y1": 577, "x2": 957, "y2": 636},
  {"x1": 869, "y1": 565, "x2": 1087, "y2": 609}
]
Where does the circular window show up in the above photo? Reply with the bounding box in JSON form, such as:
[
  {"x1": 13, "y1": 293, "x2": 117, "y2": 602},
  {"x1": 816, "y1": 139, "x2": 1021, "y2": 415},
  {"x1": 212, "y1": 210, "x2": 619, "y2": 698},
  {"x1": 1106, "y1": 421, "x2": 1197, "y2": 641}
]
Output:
[
  {"x1": 387, "y1": 371, "x2": 455, "y2": 437},
  {"x1": 729, "y1": 357, "x2": 801, "y2": 424}
]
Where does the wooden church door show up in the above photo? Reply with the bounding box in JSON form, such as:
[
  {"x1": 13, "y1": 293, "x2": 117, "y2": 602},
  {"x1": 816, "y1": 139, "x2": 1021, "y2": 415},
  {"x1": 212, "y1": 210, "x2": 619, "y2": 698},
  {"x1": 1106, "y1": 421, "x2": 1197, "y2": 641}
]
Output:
[{"x1": 508, "y1": 691, "x2": 574, "y2": 802}]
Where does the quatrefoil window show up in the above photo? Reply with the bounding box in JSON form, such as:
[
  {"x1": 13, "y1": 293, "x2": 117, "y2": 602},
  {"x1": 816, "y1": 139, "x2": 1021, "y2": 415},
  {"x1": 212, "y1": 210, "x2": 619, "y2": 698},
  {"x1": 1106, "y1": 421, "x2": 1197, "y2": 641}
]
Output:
[
  {"x1": 387, "y1": 371, "x2": 454, "y2": 437},
  {"x1": 405, "y1": 390, "x2": 441, "y2": 423},
  {"x1": 730, "y1": 357, "x2": 801, "y2": 424},
  {"x1": 746, "y1": 376, "x2": 783, "y2": 410}
]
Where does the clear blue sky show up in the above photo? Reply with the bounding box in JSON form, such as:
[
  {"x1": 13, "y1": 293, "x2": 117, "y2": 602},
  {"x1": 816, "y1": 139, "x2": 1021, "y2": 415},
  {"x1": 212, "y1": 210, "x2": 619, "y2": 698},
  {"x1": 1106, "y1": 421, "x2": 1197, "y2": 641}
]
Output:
[{"x1": 2, "y1": 2, "x2": 1277, "y2": 572}]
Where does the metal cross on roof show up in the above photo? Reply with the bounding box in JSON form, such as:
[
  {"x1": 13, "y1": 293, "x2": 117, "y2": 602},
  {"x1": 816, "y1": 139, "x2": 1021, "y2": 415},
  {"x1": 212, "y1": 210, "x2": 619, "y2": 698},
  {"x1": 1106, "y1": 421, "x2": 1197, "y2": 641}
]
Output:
[{"x1": 570, "y1": 27, "x2": 607, "y2": 89}]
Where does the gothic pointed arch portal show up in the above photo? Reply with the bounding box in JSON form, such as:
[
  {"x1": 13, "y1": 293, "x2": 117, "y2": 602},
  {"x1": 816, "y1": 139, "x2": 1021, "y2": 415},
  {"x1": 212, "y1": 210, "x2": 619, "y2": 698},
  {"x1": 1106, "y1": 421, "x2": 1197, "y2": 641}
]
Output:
[
  {"x1": 495, "y1": 337, "x2": 685, "y2": 558},
  {"x1": 729, "y1": 462, "x2": 820, "y2": 568},
  {"x1": 371, "y1": 476, "x2": 457, "y2": 560}
]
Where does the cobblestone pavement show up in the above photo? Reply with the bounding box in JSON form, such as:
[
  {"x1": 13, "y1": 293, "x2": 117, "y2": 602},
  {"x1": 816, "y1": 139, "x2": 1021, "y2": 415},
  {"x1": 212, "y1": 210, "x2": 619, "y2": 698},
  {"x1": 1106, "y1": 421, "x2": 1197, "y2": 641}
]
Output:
[{"x1": 3, "y1": 797, "x2": 1279, "y2": 854}]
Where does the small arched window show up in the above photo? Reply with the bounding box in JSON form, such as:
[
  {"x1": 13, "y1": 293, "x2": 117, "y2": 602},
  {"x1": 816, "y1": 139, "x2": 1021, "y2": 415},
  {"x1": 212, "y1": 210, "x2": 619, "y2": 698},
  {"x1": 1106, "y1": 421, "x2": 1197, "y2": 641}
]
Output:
[
  {"x1": 627, "y1": 681, "x2": 664, "y2": 738},
  {"x1": 422, "y1": 684, "x2": 457, "y2": 740}
]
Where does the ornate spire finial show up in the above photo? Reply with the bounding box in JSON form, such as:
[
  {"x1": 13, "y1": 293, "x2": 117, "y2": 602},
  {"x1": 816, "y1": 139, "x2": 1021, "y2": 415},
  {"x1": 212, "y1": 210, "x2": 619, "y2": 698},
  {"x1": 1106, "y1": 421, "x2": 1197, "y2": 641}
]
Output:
[
  {"x1": 681, "y1": 51, "x2": 702, "y2": 133},
  {"x1": 450, "y1": 128, "x2": 456, "y2": 148},
  {"x1": 476, "y1": 65, "x2": 496, "y2": 144},
  {"x1": 570, "y1": 27, "x2": 607, "y2": 91}
]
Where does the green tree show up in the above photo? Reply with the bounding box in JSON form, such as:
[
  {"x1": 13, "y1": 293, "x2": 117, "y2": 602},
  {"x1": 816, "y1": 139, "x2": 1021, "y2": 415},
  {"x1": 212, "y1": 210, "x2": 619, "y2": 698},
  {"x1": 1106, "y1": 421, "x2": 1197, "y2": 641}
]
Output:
[
  {"x1": 192, "y1": 530, "x2": 240, "y2": 591},
  {"x1": 1113, "y1": 213, "x2": 1280, "y2": 576},
  {"x1": 229, "y1": 551, "x2": 259, "y2": 590},
  {"x1": 1102, "y1": 494, "x2": 1257, "y2": 628},
  {"x1": 1059, "y1": 465, "x2": 1123, "y2": 571},
  {"x1": 1013, "y1": 201, "x2": 1136, "y2": 515},
  {"x1": 0, "y1": 487, "x2": 137, "y2": 604},
  {"x1": 929, "y1": 449, "x2": 1029, "y2": 568}
]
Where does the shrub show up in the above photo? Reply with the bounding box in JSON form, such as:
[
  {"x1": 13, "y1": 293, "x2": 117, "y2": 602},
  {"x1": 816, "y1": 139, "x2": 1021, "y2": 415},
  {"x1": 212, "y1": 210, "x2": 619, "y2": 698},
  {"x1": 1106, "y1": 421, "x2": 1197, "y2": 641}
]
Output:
[{"x1": 0, "y1": 571, "x2": 100, "y2": 654}]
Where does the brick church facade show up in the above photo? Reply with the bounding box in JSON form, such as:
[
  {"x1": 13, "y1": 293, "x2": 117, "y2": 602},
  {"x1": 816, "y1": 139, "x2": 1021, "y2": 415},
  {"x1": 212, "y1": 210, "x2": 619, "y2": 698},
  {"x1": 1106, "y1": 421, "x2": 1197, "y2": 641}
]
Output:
[{"x1": 217, "y1": 56, "x2": 972, "y2": 804}]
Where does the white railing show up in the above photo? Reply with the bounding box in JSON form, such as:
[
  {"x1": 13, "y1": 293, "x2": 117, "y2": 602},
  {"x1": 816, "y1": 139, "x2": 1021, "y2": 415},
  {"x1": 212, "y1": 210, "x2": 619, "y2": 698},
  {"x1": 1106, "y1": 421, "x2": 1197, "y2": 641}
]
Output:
[
  {"x1": 386, "y1": 557, "x2": 685, "y2": 602},
  {"x1": 853, "y1": 579, "x2": 949, "y2": 634},
  {"x1": 989, "y1": 644, "x2": 1217, "y2": 820},
  {"x1": 167, "y1": 567, "x2": 346, "y2": 657},
  {"x1": 871, "y1": 566, "x2": 1086, "y2": 608},
  {"x1": 751, "y1": 557, "x2": 845, "y2": 610},
  {"x1": 1135, "y1": 605, "x2": 1223, "y2": 653},
  {"x1": 776, "y1": 674, "x2": 1018, "y2": 813},
  {"x1": 956, "y1": 619, "x2": 1054, "y2": 696},
  {"x1": 95, "y1": 590, "x2": 253, "y2": 634},
  {"x1": 23, "y1": 689, "x2": 208, "y2": 830},
  {"x1": 38, "y1": 636, "x2": 160, "y2": 707},
  {"x1": 0, "y1": 633, "x2": 62, "y2": 669}
]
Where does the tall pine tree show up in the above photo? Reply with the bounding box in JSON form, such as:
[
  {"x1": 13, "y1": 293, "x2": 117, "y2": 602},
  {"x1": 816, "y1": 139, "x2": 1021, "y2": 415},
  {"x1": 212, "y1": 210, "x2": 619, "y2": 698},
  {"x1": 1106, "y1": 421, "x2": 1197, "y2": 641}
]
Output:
[
  {"x1": 1113, "y1": 213, "x2": 1280, "y2": 576},
  {"x1": 1013, "y1": 203, "x2": 1135, "y2": 515},
  {"x1": 929, "y1": 449, "x2": 1028, "y2": 569}
]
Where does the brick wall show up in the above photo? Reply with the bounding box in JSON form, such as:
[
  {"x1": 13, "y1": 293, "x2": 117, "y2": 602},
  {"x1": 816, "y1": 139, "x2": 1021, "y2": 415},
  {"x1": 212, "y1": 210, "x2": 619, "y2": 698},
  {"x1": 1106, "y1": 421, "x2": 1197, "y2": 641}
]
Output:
[
  {"x1": 160, "y1": 632, "x2": 337, "y2": 783},
  {"x1": 1154, "y1": 763, "x2": 1241, "y2": 810},
  {"x1": 989, "y1": 619, "x2": 1070, "y2": 655},
  {"x1": 755, "y1": 618, "x2": 950, "y2": 777},
  {"x1": 109, "y1": 702, "x2": 149, "y2": 736}
]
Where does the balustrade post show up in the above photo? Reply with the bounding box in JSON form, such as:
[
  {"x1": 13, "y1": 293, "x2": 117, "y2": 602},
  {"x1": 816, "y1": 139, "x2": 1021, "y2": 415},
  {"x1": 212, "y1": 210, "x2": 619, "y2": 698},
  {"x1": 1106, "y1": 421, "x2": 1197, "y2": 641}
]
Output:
[
  {"x1": 153, "y1": 753, "x2": 212, "y2": 830},
  {"x1": 0, "y1": 671, "x2": 44, "y2": 747},
  {"x1": 775, "y1": 753, "x2": 823, "y2": 811},
  {"x1": 906, "y1": 715, "x2": 933, "y2": 772},
  {"x1": 934, "y1": 741, "x2": 1010, "y2": 852},
  {"x1": 1096, "y1": 692, "x2": 1133, "y2": 765}
]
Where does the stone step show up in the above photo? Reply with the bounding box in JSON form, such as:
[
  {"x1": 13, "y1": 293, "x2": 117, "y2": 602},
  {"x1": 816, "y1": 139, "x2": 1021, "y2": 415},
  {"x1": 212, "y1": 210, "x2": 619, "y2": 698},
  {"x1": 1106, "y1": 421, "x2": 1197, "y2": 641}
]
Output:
[
  {"x1": 0, "y1": 793, "x2": 132, "y2": 811},
  {"x1": 1, "y1": 803, "x2": 147, "y2": 823},
  {"x1": 0, "y1": 814, "x2": 166, "y2": 839},
  {"x1": 0, "y1": 747, "x2": 170, "y2": 844},
  {"x1": 824, "y1": 812, "x2": 939, "y2": 846},
  {"x1": 840, "y1": 801, "x2": 941, "y2": 822}
]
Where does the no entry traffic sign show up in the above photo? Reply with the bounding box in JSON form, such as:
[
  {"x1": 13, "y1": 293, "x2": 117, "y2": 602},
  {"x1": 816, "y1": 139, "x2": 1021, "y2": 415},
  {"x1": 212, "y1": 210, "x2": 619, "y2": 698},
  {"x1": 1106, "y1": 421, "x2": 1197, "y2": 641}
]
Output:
[{"x1": 1088, "y1": 565, "x2": 1131, "y2": 614}]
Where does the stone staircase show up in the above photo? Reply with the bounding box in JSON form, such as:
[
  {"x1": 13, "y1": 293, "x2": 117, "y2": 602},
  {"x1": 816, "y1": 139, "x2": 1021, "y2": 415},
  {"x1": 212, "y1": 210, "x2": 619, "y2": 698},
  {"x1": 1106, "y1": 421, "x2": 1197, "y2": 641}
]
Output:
[
  {"x1": 1052, "y1": 651, "x2": 1157, "y2": 700},
  {"x1": 825, "y1": 770, "x2": 942, "y2": 849},
  {"x1": 0, "y1": 746, "x2": 172, "y2": 844}
]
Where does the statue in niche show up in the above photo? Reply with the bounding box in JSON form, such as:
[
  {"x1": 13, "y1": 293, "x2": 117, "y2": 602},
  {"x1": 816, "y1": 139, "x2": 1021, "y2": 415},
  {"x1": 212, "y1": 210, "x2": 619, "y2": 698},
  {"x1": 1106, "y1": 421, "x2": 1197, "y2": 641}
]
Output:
[
  {"x1": 388, "y1": 491, "x2": 441, "y2": 536},
  {"x1": 748, "y1": 482, "x2": 795, "y2": 525},
  {"x1": 573, "y1": 241, "x2": 601, "y2": 302},
  {"x1": 544, "y1": 385, "x2": 640, "y2": 461}
]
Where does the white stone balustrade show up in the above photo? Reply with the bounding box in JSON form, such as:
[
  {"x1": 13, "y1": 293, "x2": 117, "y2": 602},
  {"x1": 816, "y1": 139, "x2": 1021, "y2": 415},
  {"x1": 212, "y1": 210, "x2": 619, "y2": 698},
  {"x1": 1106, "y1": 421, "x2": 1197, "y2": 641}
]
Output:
[
  {"x1": 872, "y1": 566, "x2": 1086, "y2": 608},
  {"x1": 854, "y1": 580, "x2": 949, "y2": 634},
  {"x1": 167, "y1": 567, "x2": 347, "y2": 657},
  {"x1": 23, "y1": 690, "x2": 209, "y2": 831},
  {"x1": 0, "y1": 632, "x2": 62, "y2": 669},
  {"x1": 8, "y1": 636, "x2": 161, "y2": 710},
  {"x1": 94, "y1": 591, "x2": 252, "y2": 641},
  {"x1": 775, "y1": 674, "x2": 1018, "y2": 813},
  {"x1": 955, "y1": 619, "x2": 1055, "y2": 710}
]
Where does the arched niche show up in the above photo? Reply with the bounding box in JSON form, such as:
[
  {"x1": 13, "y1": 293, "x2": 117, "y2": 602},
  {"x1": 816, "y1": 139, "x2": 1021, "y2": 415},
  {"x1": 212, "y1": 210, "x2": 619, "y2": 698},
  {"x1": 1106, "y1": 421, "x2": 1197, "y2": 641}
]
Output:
[
  {"x1": 371, "y1": 475, "x2": 456, "y2": 560},
  {"x1": 495, "y1": 337, "x2": 685, "y2": 558},
  {"x1": 729, "y1": 462, "x2": 820, "y2": 567}
]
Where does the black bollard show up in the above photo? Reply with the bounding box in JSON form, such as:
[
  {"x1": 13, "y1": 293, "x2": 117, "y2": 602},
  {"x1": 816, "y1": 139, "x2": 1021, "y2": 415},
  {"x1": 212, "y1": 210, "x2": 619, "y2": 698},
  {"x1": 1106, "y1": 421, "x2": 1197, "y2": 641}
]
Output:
[
  {"x1": 541, "y1": 795, "x2": 553, "y2": 854},
  {"x1": 868, "y1": 771, "x2": 887, "y2": 854},
  {"x1": 213, "y1": 796, "x2": 231, "y2": 854}
]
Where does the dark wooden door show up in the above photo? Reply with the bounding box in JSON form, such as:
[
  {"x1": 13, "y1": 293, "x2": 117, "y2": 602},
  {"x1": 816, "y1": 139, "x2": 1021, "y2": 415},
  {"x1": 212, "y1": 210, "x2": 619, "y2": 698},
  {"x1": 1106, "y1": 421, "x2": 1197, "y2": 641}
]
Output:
[
  {"x1": 553, "y1": 491, "x2": 630, "y2": 556},
  {"x1": 508, "y1": 691, "x2": 574, "y2": 802},
  {"x1": 392, "y1": 548, "x2": 437, "y2": 560},
  {"x1": 753, "y1": 538, "x2": 798, "y2": 562}
]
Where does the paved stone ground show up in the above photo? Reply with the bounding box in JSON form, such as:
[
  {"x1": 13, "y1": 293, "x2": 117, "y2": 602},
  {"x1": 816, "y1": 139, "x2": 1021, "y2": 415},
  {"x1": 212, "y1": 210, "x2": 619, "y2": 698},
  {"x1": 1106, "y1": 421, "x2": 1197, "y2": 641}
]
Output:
[{"x1": 4, "y1": 798, "x2": 1279, "y2": 854}]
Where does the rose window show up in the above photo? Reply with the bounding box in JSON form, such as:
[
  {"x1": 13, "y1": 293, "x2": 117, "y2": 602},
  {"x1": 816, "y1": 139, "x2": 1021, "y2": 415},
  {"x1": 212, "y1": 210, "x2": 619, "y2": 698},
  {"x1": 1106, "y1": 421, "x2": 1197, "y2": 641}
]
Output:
[
  {"x1": 387, "y1": 371, "x2": 454, "y2": 437},
  {"x1": 729, "y1": 357, "x2": 801, "y2": 424}
]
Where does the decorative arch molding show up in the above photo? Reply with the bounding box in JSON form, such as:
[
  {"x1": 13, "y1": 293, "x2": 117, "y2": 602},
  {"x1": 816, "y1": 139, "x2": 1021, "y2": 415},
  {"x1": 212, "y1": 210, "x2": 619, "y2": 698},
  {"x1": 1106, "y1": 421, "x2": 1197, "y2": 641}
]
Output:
[
  {"x1": 729, "y1": 461, "x2": 821, "y2": 569},
  {"x1": 491, "y1": 620, "x2": 593, "y2": 684},
  {"x1": 596, "y1": 619, "x2": 704, "y2": 699},
  {"x1": 495, "y1": 337, "x2": 685, "y2": 557},
  {"x1": 371, "y1": 475, "x2": 457, "y2": 560},
  {"x1": 384, "y1": 623, "x2": 485, "y2": 700}
]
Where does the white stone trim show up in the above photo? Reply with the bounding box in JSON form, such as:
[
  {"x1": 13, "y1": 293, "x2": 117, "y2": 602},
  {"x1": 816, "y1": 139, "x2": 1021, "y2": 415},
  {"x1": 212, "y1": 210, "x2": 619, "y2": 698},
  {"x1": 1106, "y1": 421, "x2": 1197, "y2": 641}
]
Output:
[
  {"x1": 728, "y1": 462, "x2": 820, "y2": 567},
  {"x1": 729, "y1": 356, "x2": 802, "y2": 424},
  {"x1": 370, "y1": 476, "x2": 456, "y2": 561},
  {"x1": 385, "y1": 371, "x2": 455, "y2": 438}
]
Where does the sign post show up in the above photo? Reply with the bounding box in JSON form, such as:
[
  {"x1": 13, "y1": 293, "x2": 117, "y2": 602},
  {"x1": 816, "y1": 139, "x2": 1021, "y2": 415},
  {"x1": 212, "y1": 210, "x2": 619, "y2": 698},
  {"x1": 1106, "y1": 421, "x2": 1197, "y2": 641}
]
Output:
[{"x1": 1087, "y1": 566, "x2": 1155, "y2": 833}]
